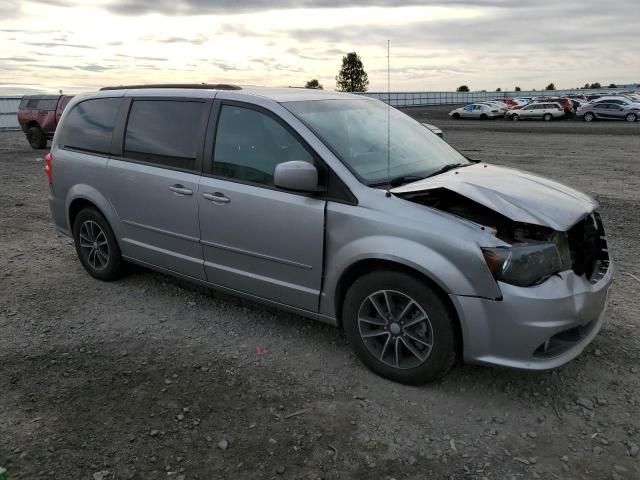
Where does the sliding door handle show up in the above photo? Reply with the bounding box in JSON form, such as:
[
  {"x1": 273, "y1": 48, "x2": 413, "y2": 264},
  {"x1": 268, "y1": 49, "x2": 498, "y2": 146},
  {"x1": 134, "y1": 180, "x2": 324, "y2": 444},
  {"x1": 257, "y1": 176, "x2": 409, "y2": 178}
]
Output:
[
  {"x1": 202, "y1": 192, "x2": 230, "y2": 204},
  {"x1": 169, "y1": 184, "x2": 193, "y2": 196}
]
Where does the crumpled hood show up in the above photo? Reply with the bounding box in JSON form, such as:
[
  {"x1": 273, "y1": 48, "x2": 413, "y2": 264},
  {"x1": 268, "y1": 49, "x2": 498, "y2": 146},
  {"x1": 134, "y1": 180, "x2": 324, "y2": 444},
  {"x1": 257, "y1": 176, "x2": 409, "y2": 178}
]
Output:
[{"x1": 391, "y1": 163, "x2": 598, "y2": 231}]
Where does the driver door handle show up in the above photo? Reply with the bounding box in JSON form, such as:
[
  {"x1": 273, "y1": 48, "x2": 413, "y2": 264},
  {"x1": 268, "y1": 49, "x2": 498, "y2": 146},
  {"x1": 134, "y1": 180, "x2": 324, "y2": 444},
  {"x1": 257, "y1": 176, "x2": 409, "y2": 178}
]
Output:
[
  {"x1": 169, "y1": 184, "x2": 193, "y2": 196},
  {"x1": 203, "y1": 192, "x2": 230, "y2": 204}
]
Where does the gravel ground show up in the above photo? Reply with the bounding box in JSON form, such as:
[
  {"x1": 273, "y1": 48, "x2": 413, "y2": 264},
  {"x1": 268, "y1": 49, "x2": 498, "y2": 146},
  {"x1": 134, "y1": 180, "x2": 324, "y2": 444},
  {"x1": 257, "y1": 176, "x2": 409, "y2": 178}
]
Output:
[{"x1": 1, "y1": 112, "x2": 639, "y2": 480}]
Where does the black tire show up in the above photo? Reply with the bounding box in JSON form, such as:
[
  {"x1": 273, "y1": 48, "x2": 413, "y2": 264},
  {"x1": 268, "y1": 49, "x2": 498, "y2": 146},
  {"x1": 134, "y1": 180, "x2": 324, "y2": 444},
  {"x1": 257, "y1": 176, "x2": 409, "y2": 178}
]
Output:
[
  {"x1": 27, "y1": 126, "x2": 47, "y2": 149},
  {"x1": 452, "y1": 112, "x2": 461, "y2": 119},
  {"x1": 342, "y1": 270, "x2": 458, "y2": 385},
  {"x1": 72, "y1": 207, "x2": 124, "y2": 281},
  {"x1": 625, "y1": 113, "x2": 637, "y2": 122},
  {"x1": 511, "y1": 114, "x2": 520, "y2": 121},
  {"x1": 583, "y1": 112, "x2": 595, "y2": 122},
  {"x1": 480, "y1": 113, "x2": 488, "y2": 120},
  {"x1": 543, "y1": 113, "x2": 553, "y2": 121}
]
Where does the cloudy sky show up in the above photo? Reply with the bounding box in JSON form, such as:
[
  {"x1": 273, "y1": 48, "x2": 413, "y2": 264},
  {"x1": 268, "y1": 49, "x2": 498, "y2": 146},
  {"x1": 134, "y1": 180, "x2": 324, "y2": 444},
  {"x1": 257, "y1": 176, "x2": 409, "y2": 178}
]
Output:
[{"x1": 1, "y1": 0, "x2": 638, "y2": 95}]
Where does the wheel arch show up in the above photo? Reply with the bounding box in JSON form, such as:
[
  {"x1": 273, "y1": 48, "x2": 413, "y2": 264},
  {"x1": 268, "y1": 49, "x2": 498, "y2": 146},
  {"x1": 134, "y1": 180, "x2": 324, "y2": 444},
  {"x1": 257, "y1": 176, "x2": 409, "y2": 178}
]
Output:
[
  {"x1": 65, "y1": 185, "x2": 124, "y2": 241},
  {"x1": 332, "y1": 258, "x2": 463, "y2": 357}
]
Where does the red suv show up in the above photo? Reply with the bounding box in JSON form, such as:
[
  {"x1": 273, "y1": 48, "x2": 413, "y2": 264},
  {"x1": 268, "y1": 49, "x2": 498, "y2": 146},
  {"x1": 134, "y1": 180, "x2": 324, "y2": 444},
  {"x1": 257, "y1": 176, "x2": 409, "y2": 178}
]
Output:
[{"x1": 17, "y1": 94, "x2": 74, "y2": 149}]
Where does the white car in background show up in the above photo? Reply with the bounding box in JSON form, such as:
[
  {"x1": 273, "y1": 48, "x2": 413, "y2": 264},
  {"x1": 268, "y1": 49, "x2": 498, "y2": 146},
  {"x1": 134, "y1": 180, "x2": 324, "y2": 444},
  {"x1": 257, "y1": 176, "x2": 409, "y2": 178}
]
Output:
[
  {"x1": 505, "y1": 102, "x2": 565, "y2": 121},
  {"x1": 480, "y1": 101, "x2": 509, "y2": 113},
  {"x1": 449, "y1": 103, "x2": 502, "y2": 119}
]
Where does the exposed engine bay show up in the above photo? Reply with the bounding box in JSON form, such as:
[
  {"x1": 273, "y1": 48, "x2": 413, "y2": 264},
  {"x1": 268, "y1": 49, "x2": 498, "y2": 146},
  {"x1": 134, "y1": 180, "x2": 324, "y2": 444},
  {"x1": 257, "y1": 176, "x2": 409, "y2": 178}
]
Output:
[{"x1": 398, "y1": 188, "x2": 609, "y2": 285}]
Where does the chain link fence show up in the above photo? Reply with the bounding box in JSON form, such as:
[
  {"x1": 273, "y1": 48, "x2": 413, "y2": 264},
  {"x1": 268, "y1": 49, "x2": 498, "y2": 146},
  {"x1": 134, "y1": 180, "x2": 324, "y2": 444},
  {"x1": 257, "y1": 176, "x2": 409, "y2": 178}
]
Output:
[{"x1": 356, "y1": 88, "x2": 636, "y2": 107}]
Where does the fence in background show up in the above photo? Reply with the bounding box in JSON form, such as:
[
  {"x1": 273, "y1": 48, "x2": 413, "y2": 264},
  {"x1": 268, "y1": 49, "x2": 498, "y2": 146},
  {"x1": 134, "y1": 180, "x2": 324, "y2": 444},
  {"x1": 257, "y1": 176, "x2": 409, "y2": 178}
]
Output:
[
  {"x1": 357, "y1": 88, "x2": 636, "y2": 107},
  {"x1": 0, "y1": 97, "x2": 21, "y2": 130}
]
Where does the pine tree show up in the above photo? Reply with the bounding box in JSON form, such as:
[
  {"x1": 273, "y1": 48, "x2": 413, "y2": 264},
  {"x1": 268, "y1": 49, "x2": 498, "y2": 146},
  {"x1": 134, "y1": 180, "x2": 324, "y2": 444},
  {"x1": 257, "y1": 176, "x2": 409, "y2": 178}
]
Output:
[{"x1": 335, "y1": 52, "x2": 369, "y2": 92}]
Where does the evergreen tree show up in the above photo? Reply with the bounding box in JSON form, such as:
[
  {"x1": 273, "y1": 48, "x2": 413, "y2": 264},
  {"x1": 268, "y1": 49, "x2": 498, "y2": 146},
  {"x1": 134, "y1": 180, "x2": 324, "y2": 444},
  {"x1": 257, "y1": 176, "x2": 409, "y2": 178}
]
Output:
[{"x1": 335, "y1": 52, "x2": 369, "y2": 92}]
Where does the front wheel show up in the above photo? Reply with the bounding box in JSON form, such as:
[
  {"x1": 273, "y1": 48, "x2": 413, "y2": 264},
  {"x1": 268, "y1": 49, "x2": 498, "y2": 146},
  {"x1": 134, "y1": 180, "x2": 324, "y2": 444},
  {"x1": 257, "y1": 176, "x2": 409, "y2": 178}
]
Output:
[
  {"x1": 583, "y1": 112, "x2": 595, "y2": 122},
  {"x1": 342, "y1": 270, "x2": 458, "y2": 385},
  {"x1": 511, "y1": 114, "x2": 520, "y2": 121},
  {"x1": 452, "y1": 113, "x2": 461, "y2": 119},
  {"x1": 73, "y1": 207, "x2": 124, "y2": 281},
  {"x1": 626, "y1": 113, "x2": 638, "y2": 122}
]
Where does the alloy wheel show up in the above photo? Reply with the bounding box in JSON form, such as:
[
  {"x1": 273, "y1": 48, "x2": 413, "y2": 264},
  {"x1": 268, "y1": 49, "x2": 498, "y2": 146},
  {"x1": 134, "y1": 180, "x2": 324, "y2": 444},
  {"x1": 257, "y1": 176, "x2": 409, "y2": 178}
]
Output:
[
  {"x1": 626, "y1": 113, "x2": 637, "y2": 122},
  {"x1": 79, "y1": 220, "x2": 109, "y2": 270},
  {"x1": 357, "y1": 290, "x2": 434, "y2": 369}
]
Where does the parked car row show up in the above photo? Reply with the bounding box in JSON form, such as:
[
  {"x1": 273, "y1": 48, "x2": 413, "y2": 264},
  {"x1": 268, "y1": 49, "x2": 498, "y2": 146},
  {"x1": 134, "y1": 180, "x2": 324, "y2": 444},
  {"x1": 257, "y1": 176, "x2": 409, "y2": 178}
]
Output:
[{"x1": 449, "y1": 92, "x2": 640, "y2": 122}]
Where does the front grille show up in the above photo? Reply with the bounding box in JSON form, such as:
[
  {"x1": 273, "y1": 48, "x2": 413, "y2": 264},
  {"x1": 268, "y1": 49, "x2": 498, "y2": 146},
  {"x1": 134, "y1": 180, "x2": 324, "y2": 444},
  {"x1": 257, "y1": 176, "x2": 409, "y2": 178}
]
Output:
[
  {"x1": 533, "y1": 319, "x2": 597, "y2": 358},
  {"x1": 568, "y1": 212, "x2": 609, "y2": 284}
]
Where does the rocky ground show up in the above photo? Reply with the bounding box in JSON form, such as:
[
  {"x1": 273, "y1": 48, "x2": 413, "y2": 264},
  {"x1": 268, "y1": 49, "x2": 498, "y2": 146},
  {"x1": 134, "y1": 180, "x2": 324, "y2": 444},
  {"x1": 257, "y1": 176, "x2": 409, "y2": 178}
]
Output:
[{"x1": 1, "y1": 113, "x2": 639, "y2": 480}]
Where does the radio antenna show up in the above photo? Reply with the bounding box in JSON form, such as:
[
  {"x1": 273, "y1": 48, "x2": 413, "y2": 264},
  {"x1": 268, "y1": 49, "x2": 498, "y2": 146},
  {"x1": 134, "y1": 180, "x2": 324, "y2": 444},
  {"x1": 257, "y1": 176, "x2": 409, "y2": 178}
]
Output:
[{"x1": 385, "y1": 39, "x2": 391, "y2": 198}]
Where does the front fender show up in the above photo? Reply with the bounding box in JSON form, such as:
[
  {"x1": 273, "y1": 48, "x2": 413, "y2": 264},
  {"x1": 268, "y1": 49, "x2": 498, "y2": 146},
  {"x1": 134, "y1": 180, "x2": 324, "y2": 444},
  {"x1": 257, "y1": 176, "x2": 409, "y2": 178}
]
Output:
[{"x1": 320, "y1": 234, "x2": 502, "y2": 318}]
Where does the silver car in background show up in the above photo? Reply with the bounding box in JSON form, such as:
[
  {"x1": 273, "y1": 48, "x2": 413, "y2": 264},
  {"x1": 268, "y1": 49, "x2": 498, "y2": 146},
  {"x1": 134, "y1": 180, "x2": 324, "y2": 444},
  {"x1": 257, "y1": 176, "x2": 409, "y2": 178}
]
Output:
[
  {"x1": 577, "y1": 102, "x2": 640, "y2": 122},
  {"x1": 505, "y1": 102, "x2": 565, "y2": 121},
  {"x1": 46, "y1": 85, "x2": 613, "y2": 384}
]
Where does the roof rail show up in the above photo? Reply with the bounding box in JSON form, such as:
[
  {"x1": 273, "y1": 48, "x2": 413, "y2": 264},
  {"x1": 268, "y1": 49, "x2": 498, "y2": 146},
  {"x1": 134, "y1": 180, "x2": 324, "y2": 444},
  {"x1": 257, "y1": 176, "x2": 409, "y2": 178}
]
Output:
[{"x1": 99, "y1": 83, "x2": 242, "y2": 91}]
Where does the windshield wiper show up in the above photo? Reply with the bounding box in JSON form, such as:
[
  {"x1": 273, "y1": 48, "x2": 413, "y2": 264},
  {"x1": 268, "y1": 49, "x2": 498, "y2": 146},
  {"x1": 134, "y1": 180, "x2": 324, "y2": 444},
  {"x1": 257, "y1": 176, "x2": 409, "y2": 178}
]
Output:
[
  {"x1": 370, "y1": 174, "x2": 426, "y2": 188},
  {"x1": 425, "y1": 162, "x2": 471, "y2": 178}
]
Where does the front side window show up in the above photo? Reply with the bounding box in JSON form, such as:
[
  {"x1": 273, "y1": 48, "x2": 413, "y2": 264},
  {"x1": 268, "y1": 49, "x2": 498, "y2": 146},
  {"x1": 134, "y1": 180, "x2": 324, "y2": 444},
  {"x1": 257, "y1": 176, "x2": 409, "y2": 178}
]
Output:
[
  {"x1": 213, "y1": 105, "x2": 313, "y2": 186},
  {"x1": 58, "y1": 98, "x2": 120, "y2": 154},
  {"x1": 124, "y1": 100, "x2": 207, "y2": 170},
  {"x1": 285, "y1": 98, "x2": 470, "y2": 185}
]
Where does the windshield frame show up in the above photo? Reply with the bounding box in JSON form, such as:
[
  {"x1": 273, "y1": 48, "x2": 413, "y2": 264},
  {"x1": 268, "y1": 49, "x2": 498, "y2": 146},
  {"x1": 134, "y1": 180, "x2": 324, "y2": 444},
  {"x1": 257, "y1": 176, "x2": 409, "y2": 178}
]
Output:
[{"x1": 282, "y1": 98, "x2": 470, "y2": 187}]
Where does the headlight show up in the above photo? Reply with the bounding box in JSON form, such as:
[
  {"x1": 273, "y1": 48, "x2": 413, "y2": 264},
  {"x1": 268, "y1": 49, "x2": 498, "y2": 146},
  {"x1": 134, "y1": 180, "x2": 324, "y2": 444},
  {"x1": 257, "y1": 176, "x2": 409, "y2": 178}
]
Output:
[{"x1": 482, "y1": 236, "x2": 571, "y2": 287}]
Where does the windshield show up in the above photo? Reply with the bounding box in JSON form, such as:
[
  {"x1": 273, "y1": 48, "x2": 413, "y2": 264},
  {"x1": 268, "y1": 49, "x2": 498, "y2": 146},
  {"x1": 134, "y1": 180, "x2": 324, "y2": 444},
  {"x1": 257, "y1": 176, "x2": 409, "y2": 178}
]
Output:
[{"x1": 284, "y1": 99, "x2": 469, "y2": 185}]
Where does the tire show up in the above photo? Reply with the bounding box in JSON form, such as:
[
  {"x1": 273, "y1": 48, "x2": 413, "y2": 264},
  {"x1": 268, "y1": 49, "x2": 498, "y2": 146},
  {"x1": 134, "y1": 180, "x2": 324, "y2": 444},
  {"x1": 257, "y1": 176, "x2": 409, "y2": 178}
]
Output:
[
  {"x1": 72, "y1": 207, "x2": 124, "y2": 281},
  {"x1": 625, "y1": 113, "x2": 637, "y2": 122},
  {"x1": 480, "y1": 113, "x2": 488, "y2": 120},
  {"x1": 583, "y1": 112, "x2": 595, "y2": 122},
  {"x1": 543, "y1": 113, "x2": 553, "y2": 121},
  {"x1": 511, "y1": 114, "x2": 520, "y2": 121},
  {"x1": 27, "y1": 126, "x2": 47, "y2": 149},
  {"x1": 452, "y1": 113, "x2": 461, "y2": 119},
  {"x1": 342, "y1": 270, "x2": 458, "y2": 385}
]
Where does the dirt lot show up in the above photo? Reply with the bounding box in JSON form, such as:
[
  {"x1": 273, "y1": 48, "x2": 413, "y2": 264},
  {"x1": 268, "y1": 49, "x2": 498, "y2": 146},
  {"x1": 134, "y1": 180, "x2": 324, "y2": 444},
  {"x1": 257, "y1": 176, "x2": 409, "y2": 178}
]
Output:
[{"x1": 1, "y1": 112, "x2": 639, "y2": 480}]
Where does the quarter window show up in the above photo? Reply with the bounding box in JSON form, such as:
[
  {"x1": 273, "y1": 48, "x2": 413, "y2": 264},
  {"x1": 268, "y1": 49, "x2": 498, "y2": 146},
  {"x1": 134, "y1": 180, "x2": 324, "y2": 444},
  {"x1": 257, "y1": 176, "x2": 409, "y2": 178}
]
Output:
[
  {"x1": 124, "y1": 100, "x2": 207, "y2": 170},
  {"x1": 58, "y1": 98, "x2": 121, "y2": 154},
  {"x1": 213, "y1": 105, "x2": 313, "y2": 186}
]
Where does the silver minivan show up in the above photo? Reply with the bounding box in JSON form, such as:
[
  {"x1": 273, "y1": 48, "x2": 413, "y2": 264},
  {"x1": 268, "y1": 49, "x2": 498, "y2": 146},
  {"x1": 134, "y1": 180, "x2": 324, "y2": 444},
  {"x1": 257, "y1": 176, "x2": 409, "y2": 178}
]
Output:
[{"x1": 46, "y1": 85, "x2": 613, "y2": 384}]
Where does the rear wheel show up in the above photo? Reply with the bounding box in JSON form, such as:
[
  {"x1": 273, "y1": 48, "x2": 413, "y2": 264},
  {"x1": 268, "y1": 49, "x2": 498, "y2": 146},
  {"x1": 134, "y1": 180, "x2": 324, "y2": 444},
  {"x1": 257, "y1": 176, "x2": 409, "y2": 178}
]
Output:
[
  {"x1": 543, "y1": 113, "x2": 553, "y2": 121},
  {"x1": 583, "y1": 112, "x2": 595, "y2": 122},
  {"x1": 625, "y1": 113, "x2": 638, "y2": 122},
  {"x1": 480, "y1": 113, "x2": 488, "y2": 120},
  {"x1": 72, "y1": 207, "x2": 124, "y2": 281},
  {"x1": 342, "y1": 270, "x2": 458, "y2": 385},
  {"x1": 26, "y1": 126, "x2": 47, "y2": 149}
]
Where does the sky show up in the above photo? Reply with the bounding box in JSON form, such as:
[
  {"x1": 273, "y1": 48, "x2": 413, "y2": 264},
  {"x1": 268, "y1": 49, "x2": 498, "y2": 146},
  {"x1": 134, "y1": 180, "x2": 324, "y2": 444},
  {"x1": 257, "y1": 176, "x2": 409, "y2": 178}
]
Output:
[{"x1": 1, "y1": 0, "x2": 639, "y2": 95}]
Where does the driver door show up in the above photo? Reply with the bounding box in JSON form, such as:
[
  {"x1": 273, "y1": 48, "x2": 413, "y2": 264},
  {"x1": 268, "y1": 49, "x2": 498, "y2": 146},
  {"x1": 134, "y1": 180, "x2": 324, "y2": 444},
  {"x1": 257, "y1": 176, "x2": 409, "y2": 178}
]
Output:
[{"x1": 197, "y1": 102, "x2": 326, "y2": 312}]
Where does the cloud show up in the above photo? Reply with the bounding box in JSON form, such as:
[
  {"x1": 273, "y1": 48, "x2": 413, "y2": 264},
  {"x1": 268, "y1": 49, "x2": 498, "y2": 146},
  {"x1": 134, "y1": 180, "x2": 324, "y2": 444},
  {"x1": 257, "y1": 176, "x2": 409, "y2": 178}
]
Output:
[
  {"x1": 0, "y1": 56, "x2": 38, "y2": 63},
  {"x1": 102, "y1": 0, "x2": 515, "y2": 16},
  {"x1": 77, "y1": 64, "x2": 111, "y2": 72},
  {"x1": 114, "y1": 54, "x2": 168, "y2": 61},
  {"x1": 142, "y1": 34, "x2": 208, "y2": 45},
  {"x1": 26, "y1": 41, "x2": 94, "y2": 49}
]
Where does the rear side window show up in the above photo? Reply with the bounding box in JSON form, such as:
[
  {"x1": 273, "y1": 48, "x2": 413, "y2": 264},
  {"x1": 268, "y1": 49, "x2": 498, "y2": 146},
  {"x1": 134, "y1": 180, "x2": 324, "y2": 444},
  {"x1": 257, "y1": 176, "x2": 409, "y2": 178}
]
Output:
[
  {"x1": 124, "y1": 100, "x2": 207, "y2": 170},
  {"x1": 58, "y1": 98, "x2": 120, "y2": 154},
  {"x1": 213, "y1": 104, "x2": 313, "y2": 186}
]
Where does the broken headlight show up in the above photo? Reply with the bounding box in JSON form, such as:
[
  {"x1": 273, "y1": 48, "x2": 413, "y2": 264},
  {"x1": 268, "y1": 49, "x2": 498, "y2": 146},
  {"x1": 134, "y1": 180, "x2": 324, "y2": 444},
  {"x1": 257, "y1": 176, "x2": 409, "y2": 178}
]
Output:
[{"x1": 482, "y1": 234, "x2": 571, "y2": 287}]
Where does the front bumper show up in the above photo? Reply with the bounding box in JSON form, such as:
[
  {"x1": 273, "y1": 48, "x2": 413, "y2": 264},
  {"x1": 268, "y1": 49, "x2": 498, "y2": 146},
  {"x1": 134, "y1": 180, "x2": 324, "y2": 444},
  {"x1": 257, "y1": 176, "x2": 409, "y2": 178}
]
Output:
[{"x1": 451, "y1": 263, "x2": 613, "y2": 370}]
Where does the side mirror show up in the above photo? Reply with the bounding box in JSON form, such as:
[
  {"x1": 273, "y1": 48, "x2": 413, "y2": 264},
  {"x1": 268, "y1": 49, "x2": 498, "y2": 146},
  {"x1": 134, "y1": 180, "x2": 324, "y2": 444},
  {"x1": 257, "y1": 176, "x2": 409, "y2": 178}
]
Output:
[{"x1": 274, "y1": 161, "x2": 322, "y2": 193}]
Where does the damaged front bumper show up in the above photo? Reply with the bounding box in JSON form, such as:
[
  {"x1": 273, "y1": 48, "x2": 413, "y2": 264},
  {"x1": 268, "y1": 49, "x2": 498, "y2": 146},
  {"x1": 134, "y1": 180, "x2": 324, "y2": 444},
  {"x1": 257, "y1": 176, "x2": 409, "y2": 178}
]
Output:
[{"x1": 450, "y1": 262, "x2": 613, "y2": 370}]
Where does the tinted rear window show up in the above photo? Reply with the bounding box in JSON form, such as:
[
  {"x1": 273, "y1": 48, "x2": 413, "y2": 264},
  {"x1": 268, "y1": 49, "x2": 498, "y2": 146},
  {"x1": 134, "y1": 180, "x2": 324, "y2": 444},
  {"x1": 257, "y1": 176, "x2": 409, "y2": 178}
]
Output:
[
  {"x1": 25, "y1": 98, "x2": 58, "y2": 110},
  {"x1": 124, "y1": 100, "x2": 206, "y2": 170},
  {"x1": 58, "y1": 98, "x2": 121, "y2": 154}
]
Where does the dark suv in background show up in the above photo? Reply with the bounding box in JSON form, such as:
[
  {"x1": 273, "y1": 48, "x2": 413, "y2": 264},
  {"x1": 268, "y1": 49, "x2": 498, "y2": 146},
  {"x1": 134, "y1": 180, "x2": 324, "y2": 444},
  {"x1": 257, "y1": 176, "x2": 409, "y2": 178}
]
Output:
[{"x1": 17, "y1": 94, "x2": 73, "y2": 149}]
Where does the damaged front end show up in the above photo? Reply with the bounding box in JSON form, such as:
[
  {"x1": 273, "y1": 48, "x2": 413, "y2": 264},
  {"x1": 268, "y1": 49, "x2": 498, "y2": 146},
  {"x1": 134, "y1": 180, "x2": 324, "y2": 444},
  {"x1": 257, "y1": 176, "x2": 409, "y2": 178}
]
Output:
[{"x1": 397, "y1": 187, "x2": 610, "y2": 288}]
